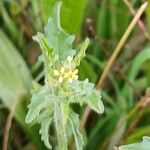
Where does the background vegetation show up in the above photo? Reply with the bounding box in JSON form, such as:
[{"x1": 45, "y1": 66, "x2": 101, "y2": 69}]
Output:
[{"x1": 0, "y1": 0, "x2": 150, "y2": 149}]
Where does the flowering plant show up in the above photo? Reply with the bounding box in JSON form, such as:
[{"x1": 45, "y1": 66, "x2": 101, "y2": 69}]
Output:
[{"x1": 25, "y1": 2, "x2": 104, "y2": 150}]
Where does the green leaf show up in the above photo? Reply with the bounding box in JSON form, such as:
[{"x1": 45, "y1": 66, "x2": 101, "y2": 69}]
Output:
[
  {"x1": 122, "y1": 47, "x2": 150, "y2": 107},
  {"x1": 74, "y1": 38, "x2": 90, "y2": 66},
  {"x1": 68, "y1": 79, "x2": 104, "y2": 114},
  {"x1": 39, "y1": 117, "x2": 53, "y2": 149},
  {"x1": 0, "y1": 29, "x2": 32, "y2": 108},
  {"x1": 33, "y1": 33, "x2": 55, "y2": 62},
  {"x1": 26, "y1": 83, "x2": 54, "y2": 149},
  {"x1": 78, "y1": 59, "x2": 97, "y2": 83},
  {"x1": 96, "y1": 0, "x2": 110, "y2": 39},
  {"x1": 119, "y1": 136, "x2": 150, "y2": 150},
  {"x1": 41, "y1": 0, "x2": 87, "y2": 34},
  {"x1": 25, "y1": 84, "x2": 54, "y2": 123},
  {"x1": 68, "y1": 110, "x2": 83, "y2": 150},
  {"x1": 35, "y1": 1, "x2": 76, "y2": 61},
  {"x1": 86, "y1": 90, "x2": 104, "y2": 114},
  {"x1": 125, "y1": 125, "x2": 150, "y2": 144},
  {"x1": 0, "y1": 29, "x2": 46, "y2": 149}
]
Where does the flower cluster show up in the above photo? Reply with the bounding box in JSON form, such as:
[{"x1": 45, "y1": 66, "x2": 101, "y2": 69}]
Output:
[{"x1": 54, "y1": 56, "x2": 78, "y2": 83}]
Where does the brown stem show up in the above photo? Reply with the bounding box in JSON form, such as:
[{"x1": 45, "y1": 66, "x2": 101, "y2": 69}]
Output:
[
  {"x1": 97, "y1": 2, "x2": 148, "y2": 89},
  {"x1": 2, "y1": 104, "x2": 16, "y2": 150},
  {"x1": 123, "y1": 0, "x2": 150, "y2": 40}
]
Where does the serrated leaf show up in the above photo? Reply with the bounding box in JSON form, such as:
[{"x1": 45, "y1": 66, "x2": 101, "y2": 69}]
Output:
[
  {"x1": 33, "y1": 33, "x2": 54, "y2": 63},
  {"x1": 119, "y1": 136, "x2": 150, "y2": 150},
  {"x1": 25, "y1": 84, "x2": 54, "y2": 123},
  {"x1": 86, "y1": 90, "x2": 104, "y2": 114},
  {"x1": 68, "y1": 110, "x2": 83, "y2": 150},
  {"x1": 68, "y1": 79, "x2": 104, "y2": 114},
  {"x1": 74, "y1": 38, "x2": 90, "y2": 66},
  {"x1": 26, "y1": 85, "x2": 54, "y2": 149},
  {"x1": 39, "y1": 117, "x2": 53, "y2": 149},
  {"x1": 35, "y1": 1, "x2": 76, "y2": 61}
]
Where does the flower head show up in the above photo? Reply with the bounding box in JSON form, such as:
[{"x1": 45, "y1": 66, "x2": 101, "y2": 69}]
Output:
[{"x1": 53, "y1": 56, "x2": 78, "y2": 83}]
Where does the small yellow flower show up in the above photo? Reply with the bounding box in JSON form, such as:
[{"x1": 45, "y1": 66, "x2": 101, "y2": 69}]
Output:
[
  {"x1": 54, "y1": 56, "x2": 79, "y2": 83},
  {"x1": 64, "y1": 72, "x2": 69, "y2": 78},
  {"x1": 60, "y1": 66, "x2": 65, "y2": 74},
  {"x1": 68, "y1": 70, "x2": 73, "y2": 77},
  {"x1": 54, "y1": 70, "x2": 59, "y2": 76},
  {"x1": 67, "y1": 56, "x2": 73, "y2": 63},
  {"x1": 58, "y1": 76, "x2": 63, "y2": 83}
]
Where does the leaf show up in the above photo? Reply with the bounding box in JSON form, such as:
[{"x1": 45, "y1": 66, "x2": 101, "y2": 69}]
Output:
[
  {"x1": 96, "y1": 0, "x2": 110, "y2": 39},
  {"x1": 0, "y1": 29, "x2": 46, "y2": 149},
  {"x1": 68, "y1": 79, "x2": 104, "y2": 114},
  {"x1": 86, "y1": 90, "x2": 104, "y2": 114},
  {"x1": 122, "y1": 47, "x2": 150, "y2": 107},
  {"x1": 119, "y1": 136, "x2": 150, "y2": 150},
  {"x1": 40, "y1": 0, "x2": 55, "y2": 23},
  {"x1": 0, "y1": 1, "x2": 20, "y2": 44},
  {"x1": 0, "y1": 29, "x2": 32, "y2": 108},
  {"x1": 26, "y1": 83, "x2": 54, "y2": 149},
  {"x1": 40, "y1": 0, "x2": 87, "y2": 34},
  {"x1": 125, "y1": 125, "x2": 150, "y2": 144},
  {"x1": 78, "y1": 59, "x2": 97, "y2": 83},
  {"x1": 31, "y1": 0, "x2": 42, "y2": 30},
  {"x1": 35, "y1": 1, "x2": 76, "y2": 62},
  {"x1": 33, "y1": 33, "x2": 54, "y2": 60},
  {"x1": 68, "y1": 110, "x2": 83, "y2": 150},
  {"x1": 61, "y1": 0, "x2": 87, "y2": 33},
  {"x1": 39, "y1": 117, "x2": 53, "y2": 149},
  {"x1": 25, "y1": 84, "x2": 54, "y2": 123},
  {"x1": 74, "y1": 38, "x2": 90, "y2": 66}
]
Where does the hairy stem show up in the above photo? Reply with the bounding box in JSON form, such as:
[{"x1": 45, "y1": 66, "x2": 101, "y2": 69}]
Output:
[{"x1": 54, "y1": 101, "x2": 68, "y2": 150}]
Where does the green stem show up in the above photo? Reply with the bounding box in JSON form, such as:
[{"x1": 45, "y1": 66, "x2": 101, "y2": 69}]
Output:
[{"x1": 54, "y1": 101, "x2": 68, "y2": 150}]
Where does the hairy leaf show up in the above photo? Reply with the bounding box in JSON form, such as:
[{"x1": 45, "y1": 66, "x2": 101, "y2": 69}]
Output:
[
  {"x1": 68, "y1": 79, "x2": 104, "y2": 114},
  {"x1": 68, "y1": 111, "x2": 83, "y2": 150},
  {"x1": 119, "y1": 136, "x2": 150, "y2": 150},
  {"x1": 34, "y1": 1, "x2": 76, "y2": 62},
  {"x1": 39, "y1": 117, "x2": 53, "y2": 149},
  {"x1": 25, "y1": 84, "x2": 54, "y2": 123},
  {"x1": 74, "y1": 38, "x2": 90, "y2": 66}
]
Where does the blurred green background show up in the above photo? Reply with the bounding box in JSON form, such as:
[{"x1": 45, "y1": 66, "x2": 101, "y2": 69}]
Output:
[{"x1": 0, "y1": 0, "x2": 150, "y2": 149}]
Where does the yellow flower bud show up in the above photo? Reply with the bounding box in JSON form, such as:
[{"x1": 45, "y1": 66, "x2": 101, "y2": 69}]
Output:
[
  {"x1": 68, "y1": 70, "x2": 72, "y2": 76},
  {"x1": 64, "y1": 72, "x2": 69, "y2": 78},
  {"x1": 67, "y1": 56, "x2": 73, "y2": 63},
  {"x1": 58, "y1": 76, "x2": 63, "y2": 83},
  {"x1": 60, "y1": 66, "x2": 65, "y2": 74},
  {"x1": 54, "y1": 70, "x2": 59, "y2": 76},
  {"x1": 73, "y1": 75, "x2": 78, "y2": 80},
  {"x1": 73, "y1": 69, "x2": 78, "y2": 74}
]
